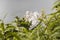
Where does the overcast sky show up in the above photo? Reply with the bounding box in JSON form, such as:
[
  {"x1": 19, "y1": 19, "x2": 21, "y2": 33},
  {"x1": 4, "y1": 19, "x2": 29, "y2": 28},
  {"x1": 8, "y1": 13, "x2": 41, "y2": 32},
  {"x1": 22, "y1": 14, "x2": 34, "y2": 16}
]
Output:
[{"x1": 0, "y1": 0, "x2": 56, "y2": 23}]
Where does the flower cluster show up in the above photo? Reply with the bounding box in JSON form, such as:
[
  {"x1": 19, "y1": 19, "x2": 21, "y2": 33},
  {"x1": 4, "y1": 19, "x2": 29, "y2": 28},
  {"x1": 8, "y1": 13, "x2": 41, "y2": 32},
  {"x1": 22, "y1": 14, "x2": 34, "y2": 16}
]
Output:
[{"x1": 24, "y1": 11, "x2": 40, "y2": 30}]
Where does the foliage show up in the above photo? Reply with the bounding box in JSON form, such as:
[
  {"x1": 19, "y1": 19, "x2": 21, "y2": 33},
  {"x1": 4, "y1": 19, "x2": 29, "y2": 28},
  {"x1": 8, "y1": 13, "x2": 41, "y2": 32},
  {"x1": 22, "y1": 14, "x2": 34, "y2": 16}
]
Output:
[{"x1": 0, "y1": 0, "x2": 60, "y2": 40}]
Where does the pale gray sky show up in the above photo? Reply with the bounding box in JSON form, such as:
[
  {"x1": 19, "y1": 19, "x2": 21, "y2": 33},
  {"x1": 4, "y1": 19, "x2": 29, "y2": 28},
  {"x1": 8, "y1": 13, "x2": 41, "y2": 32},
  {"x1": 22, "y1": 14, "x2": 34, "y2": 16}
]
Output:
[{"x1": 0, "y1": 0, "x2": 56, "y2": 23}]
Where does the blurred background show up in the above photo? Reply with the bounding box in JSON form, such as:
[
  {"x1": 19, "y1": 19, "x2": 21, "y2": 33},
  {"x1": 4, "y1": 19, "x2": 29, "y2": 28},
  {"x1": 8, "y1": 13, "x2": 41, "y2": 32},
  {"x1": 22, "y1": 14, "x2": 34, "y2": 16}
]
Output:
[{"x1": 0, "y1": 0, "x2": 56, "y2": 23}]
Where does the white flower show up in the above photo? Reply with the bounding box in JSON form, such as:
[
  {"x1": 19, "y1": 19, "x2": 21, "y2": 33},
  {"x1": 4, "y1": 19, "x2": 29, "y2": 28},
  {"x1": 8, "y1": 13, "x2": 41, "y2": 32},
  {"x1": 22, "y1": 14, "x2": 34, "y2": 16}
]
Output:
[{"x1": 25, "y1": 11, "x2": 40, "y2": 30}]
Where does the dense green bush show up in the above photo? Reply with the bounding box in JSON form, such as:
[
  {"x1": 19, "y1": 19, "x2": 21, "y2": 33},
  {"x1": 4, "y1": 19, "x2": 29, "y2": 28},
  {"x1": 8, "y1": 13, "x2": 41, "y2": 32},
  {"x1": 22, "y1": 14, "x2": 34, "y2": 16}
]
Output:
[{"x1": 0, "y1": 0, "x2": 60, "y2": 40}]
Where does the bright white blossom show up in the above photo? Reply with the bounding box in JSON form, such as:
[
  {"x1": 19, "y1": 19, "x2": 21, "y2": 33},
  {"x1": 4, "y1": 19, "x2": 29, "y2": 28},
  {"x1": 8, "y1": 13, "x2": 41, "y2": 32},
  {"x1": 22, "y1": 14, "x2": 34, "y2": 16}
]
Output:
[{"x1": 25, "y1": 11, "x2": 40, "y2": 30}]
